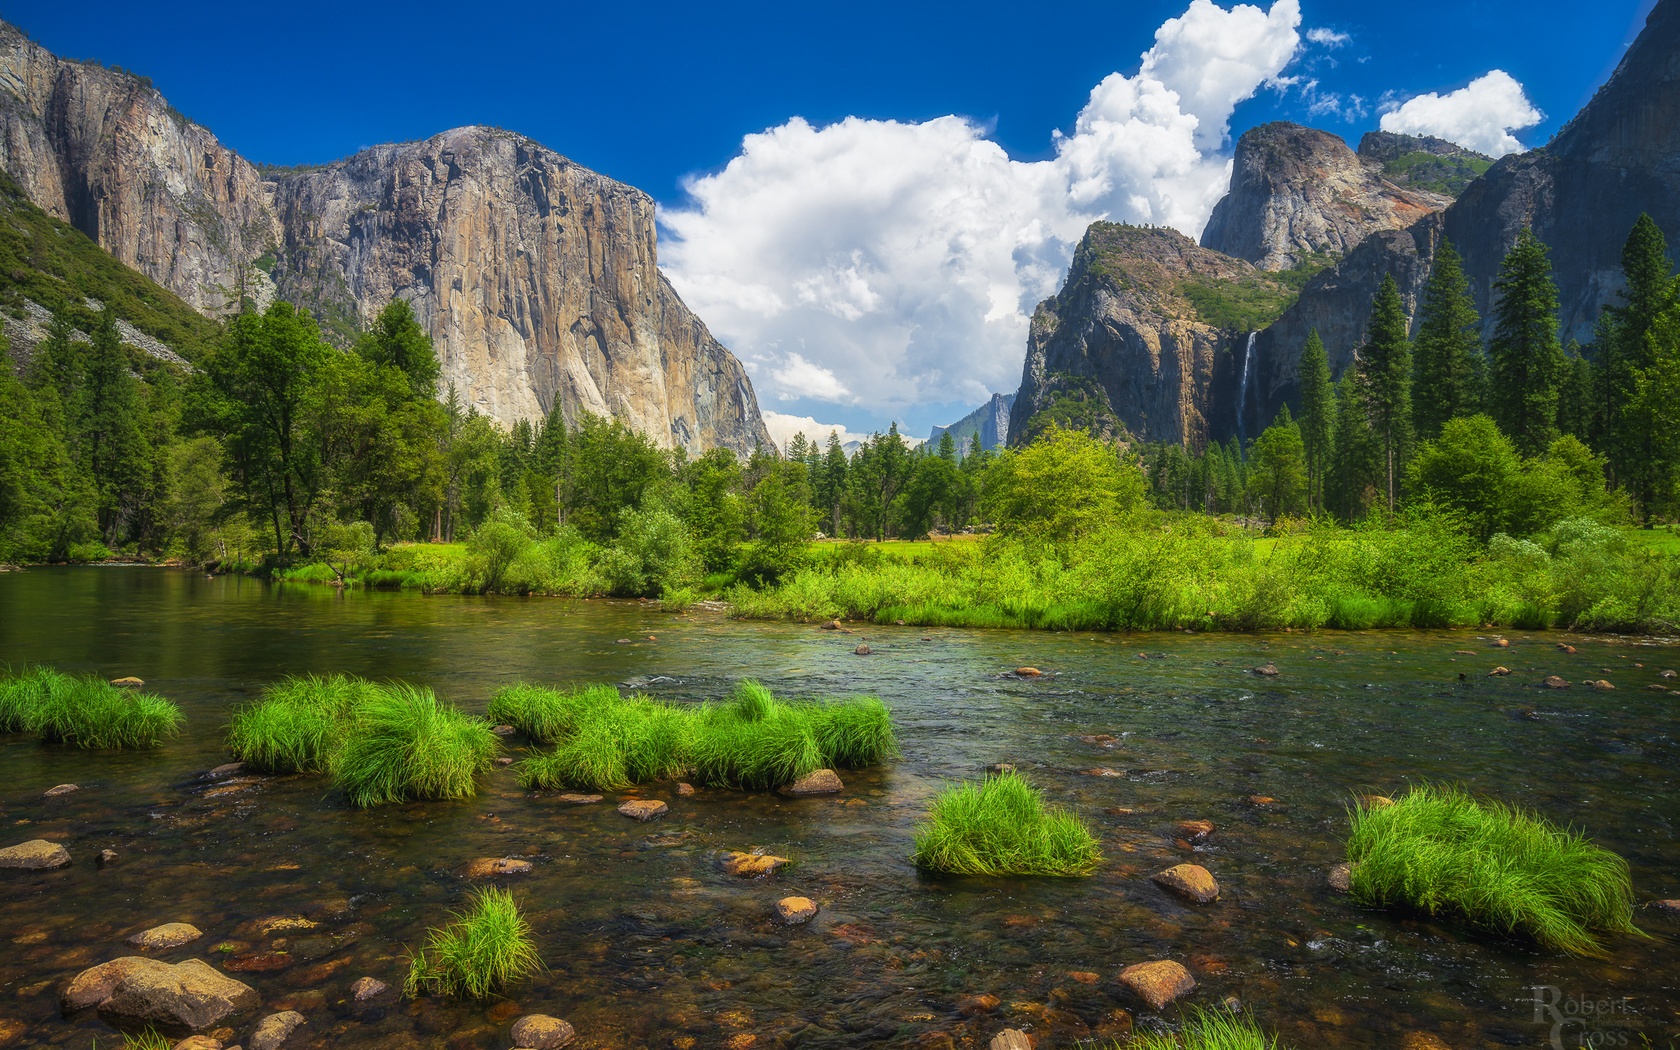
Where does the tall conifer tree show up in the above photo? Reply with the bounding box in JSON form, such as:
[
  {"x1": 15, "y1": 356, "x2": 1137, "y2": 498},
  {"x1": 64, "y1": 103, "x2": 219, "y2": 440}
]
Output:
[
  {"x1": 1410, "y1": 239, "x2": 1484, "y2": 439},
  {"x1": 1594, "y1": 214, "x2": 1676, "y2": 517},
  {"x1": 1297, "y1": 328, "x2": 1334, "y2": 513},
  {"x1": 1487, "y1": 229, "x2": 1565, "y2": 457},
  {"x1": 1355, "y1": 276, "x2": 1411, "y2": 513}
]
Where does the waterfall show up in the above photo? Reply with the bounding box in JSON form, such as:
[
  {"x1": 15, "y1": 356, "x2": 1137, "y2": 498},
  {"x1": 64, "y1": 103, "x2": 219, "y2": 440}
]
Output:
[{"x1": 1236, "y1": 331, "x2": 1256, "y2": 452}]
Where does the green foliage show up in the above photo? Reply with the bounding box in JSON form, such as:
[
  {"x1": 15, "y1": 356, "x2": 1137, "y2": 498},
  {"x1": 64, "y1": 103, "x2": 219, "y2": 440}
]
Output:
[
  {"x1": 1347, "y1": 785, "x2": 1639, "y2": 956},
  {"x1": 983, "y1": 425, "x2": 1145, "y2": 546},
  {"x1": 1379, "y1": 150, "x2": 1493, "y2": 196},
  {"x1": 1297, "y1": 328, "x2": 1335, "y2": 512},
  {"x1": 3, "y1": 670, "x2": 184, "y2": 750},
  {"x1": 1411, "y1": 240, "x2": 1485, "y2": 440},
  {"x1": 1114, "y1": 1008, "x2": 1287, "y2": 1050},
  {"x1": 1010, "y1": 374, "x2": 1122, "y2": 447},
  {"x1": 598, "y1": 506, "x2": 701, "y2": 597},
  {"x1": 912, "y1": 772, "x2": 1100, "y2": 877},
  {"x1": 487, "y1": 683, "x2": 618, "y2": 743},
  {"x1": 1356, "y1": 275, "x2": 1413, "y2": 512},
  {"x1": 1179, "y1": 274, "x2": 1300, "y2": 331},
  {"x1": 1488, "y1": 230, "x2": 1566, "y2": 457},
  {"x1": 1249, "y1": 405, "x2": 1306, "y2": 521},
  {"x1": 333, "y1": 685, "x2": 498, "y2": 807},
  {"x1": 404, "y1": 888, "x2": 543, "y2": 1000},
  {"x1": 227, "y1": 674, "x2": 381, "y2": 772},
  {"x1": 808, "y1": 696, "x2": 898, "y2": 768}
]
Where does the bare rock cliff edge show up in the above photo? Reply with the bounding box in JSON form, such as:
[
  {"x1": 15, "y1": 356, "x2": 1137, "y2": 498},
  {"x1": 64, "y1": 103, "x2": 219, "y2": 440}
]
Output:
[{"x1": 0, "y1": 23, "x2": 772, "y2": 454}]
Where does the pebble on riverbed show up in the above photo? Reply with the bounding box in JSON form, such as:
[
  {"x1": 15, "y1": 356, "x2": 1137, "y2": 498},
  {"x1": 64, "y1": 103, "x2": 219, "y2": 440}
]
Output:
[
  {"x1": 776, "y1": 896, "x2": 818, "y2": 923},
  {"x1": 618, "y1": 799, "x2": 668, "y2": 821},
  {"x1": 1151, "y1": 864, "x2": 1219, "y2": 903},
  {"x1": 511, "y1": 1014, "x2": 576, "y2": 1049},
  {"x1": 780, "y1": 769, "x2": 843, "y2": 796},
  {"x1": 554, "y1": 794, "x2": 604, "y2": 804},
  {"x1": 462, "y1": 857, "x2": 533, "y2": 877},
  {"x1": 248, "y1": 1010, "x2": 305, "y2": 1050},
  {"x1": 988, "y1": 1031, "x2": 1031, "y2": 1050},
  {"x1": 126, "y1": 923, "x2": 203, "y2": 950}
]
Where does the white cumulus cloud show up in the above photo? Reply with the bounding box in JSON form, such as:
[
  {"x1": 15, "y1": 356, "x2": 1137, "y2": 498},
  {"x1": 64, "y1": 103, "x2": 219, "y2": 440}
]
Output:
[
  {"x1": 660, "y1": 0, "x2": 1303, "y2": 422},
  {"x1": 759, "y1": 411, "x2": 921, "y2": 454},
  {"x1": 1378, "y1": 70, "x2": 1542, "y2": 158}
]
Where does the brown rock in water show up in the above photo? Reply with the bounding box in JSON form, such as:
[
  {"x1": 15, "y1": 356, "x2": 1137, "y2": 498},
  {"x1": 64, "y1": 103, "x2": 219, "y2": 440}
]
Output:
[
  {"x1": 1399, "y1": 1034, "x2": 1454, "y2": 1050},
  {"x1": 1661, "y1": 669, "x2": 1677, "y2": 679},
  {"x1": 248, "y1": 1011, "x2": 304, "y2": 1050},
  {"x1": 491, "y1": 725, "x2": 516, "y2": 736},
  {"x1": 0, "y1": 1019, "x2": 29, "y2": 1046},
  {"x1": 1151, "y1": 864, "x2": 1219, "y2": 903},
  {"x1": 1650, "y1": 899, "x2": 1680, "y2": 914},
  {"x1": 617, "y1": 799, "x2": 668, "y2": 821},
  {"x1": 894, "y1": 619, "x2": 907, "y2": 626},
  {"x1": 820, "y1": 620, "x2": 842, "y2": 630},
  {"x1": 554, "y1": 794, "x2": 603, "y2": 804},
  {"x1": 97, "y1": 849, "x2": 118, "y2": 867},
  {"x1": 63, "y1": 958, "x2": 156, "y2": 1011},
  {"x1": 1175, "y1": 820, "x2": 1215, "y2": 844},
  {"x1": 173, "y1": 1036, "x2": 224, "y2": 1050},
  {"x1": 721, "y1": 851, "x2": 790, "y2": 877},
  {"x1": 1015, "y1": 667, "x2": 1042, "y2": 677},
  {"x1": 223, "y1": 954, "x2": 292, "y2": 974},
  {"x1": 462, "y1": 858, "x2": 533, "y2": 878},
  {"x1": 1486, "y1": 666, "x2": 1511, "y2": 677},
  {"x1": 1247, "y1": 795, "x2": 1276, "y2": 805},
  {"x1": 1453, "y1": 650, "x2": 1475, "y2": 655},
  {"x1": 1542, "y1": 676, "x2": 1571, "y2": 689},
  {"x1": 781, "y1": 769, "x2": 843, "y2": 796},
  {"x1": 677, "y1": 783, "x2": 696, "y2": 796},
  {"x1": 207, "y1": 763, "x2": 246, "y2": 778},
  {"x1": 510, "y1": 1014, "x2": 576, "y2": 1049},
  {"x1": 110, "y1": 677, "x2": 145, "y2": 687},
  {"x1": 493, "y1": 757, "x2": 515, "y2": 766},
  {"x1": 988, "y1": 1031, "x2": 1032, "y2": 1050},
  {"x1": 1069, "y1": 971, "x2": 1099, "y2": 985},
  {"x1": 1327, "y1": 862, "x2": 1355, "y2": 893},
  {"x1": 0, "y1": 839, "x2": 70, "y2": 870},
  {"x1": 1556, "y1": 643, "x2": 1578, "y2": 653},
  {"x1": 1251, "y1": 663, "x2": 1280, "y2": 677},
  {"x1": 43, "y1": 783, "x2": 78, "y2": 797},
  {"x1": 1491, "y1": 638, "x2": 1509, "y2": 648},
  {"x1": 1355, "y1": 794, "x2": 1394, "y2": 809},
  {"x1": 348, "y1": 977, "x2": 387, "y2": 1002},
  {"x1": 93, "y1": 958, "x2": 259, "y2": 1031},
  {"x1": 853, "y1": 644, "x2": 872, "y2": 656},
  {"x1": 1585, "y1": 679, "x2": 1615, "y2": 690},
  {"x1": 957, "y1": 994, "x2": 1001, "y2": 1016},
  {"x1": 616, "y1": 638, "x2": 632, "y2": 644},
  {"x1": 1116, "y1": 960, "x2": 1196, "y2": 1011},
  {"x1": 127, "y1": 923, "x2": 204, "y2": 950},
  {"x1": 1078, "y1": 734, "x2": 1119, "y2": 746},
  {"x1": 775, "y1": 897, "x2": 818, "y2": 923}
]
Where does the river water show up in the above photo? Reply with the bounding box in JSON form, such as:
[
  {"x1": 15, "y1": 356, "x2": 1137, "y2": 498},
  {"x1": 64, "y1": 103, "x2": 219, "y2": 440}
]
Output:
[{"x1": 0, "y1": 566, "x2": 1676, "y2": 1049}]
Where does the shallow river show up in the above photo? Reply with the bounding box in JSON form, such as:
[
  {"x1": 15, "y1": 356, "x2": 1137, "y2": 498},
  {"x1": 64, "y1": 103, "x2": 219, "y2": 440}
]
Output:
[{"x1": 1, "y1": 567, "x2": 1677, "y2": 1049}]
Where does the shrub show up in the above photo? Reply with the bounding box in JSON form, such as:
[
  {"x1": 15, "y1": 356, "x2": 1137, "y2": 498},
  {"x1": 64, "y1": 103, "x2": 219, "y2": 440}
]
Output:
[
  {"x1": 227, "y1": 674, "x2": 381, "y2": 773},
  {"x1": 913, "y1": 772, "x2": 1100, "y2": 877},
  {"x1": 1347, "y1": 785, "x2": 1639, "y2": 955},
  {"x1": 23, "y1": 673, "x2": 182, "y2": 749},
  {"x1": 334, "y1": 685, "x2": 498, "y2": 806},
  {"x1": 404, "y1": 887, "x2": 542, "y2": 999}
]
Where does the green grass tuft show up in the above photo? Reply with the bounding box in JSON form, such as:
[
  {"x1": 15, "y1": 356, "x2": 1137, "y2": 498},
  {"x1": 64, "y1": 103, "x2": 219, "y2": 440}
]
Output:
[
  {"x1": 403, "y1": 887, "x2": 543, "y2": 999},
  {"x1": 1111, "y1": 1007, "x2": 1286, "y2": 1050},
  {"x1": 1347, "y1": 784, "x2": 1640, "y2": 956},
  {"x1": 486, "y1": 683, "x2": 617, "y2": 743},
  {"x1": 7, "y1": 669, "x2": 184, "y2": 749},
  {"x1": 334, "y1": 685, "x2": 498, "y2": 807},
  {"x1": 808, "y1": 696, "x2": 899, "y2": 767},
  {"x1": 120, "y1": 1029, "x2": 175, "y2": 1050},
  {"x1": 228, "y1": 674, "x2": 381, "y2": 773},
  {"x1": 912, "y1": 772, "x2": 1100, "y2": 877},
  {"x1": 689, "y1": 701, "x2": 823, "y2": 789}
]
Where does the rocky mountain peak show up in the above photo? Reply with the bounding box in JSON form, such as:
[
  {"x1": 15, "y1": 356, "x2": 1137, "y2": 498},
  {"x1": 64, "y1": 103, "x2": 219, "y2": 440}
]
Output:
[{"x1": 1199, "y1": 121, "x2": 1451, "y2": 272}]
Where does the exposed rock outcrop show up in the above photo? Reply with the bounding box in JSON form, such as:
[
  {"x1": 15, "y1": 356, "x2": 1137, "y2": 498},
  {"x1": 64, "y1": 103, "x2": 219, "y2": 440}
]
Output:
[
  {"x1": 1357, "y1": 131, "x2": 1494, "y2": 198},
  {"x1": 931, "y1": 392, "x2": 1014, "y2": 451},
  {"x1": 0, "y1": 22, "x2": 772, "y2": 455},
  {"x1": 1200, "y1": 122, "x2": 1451, "y2": 271}
]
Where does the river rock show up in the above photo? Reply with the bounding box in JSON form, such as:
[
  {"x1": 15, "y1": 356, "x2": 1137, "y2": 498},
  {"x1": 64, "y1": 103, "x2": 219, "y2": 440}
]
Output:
[
  {"x1": 781, "y1": 769, "x2": 843, "y2": 796},
  {"x1": 43, "y1": 783, "x2": 79, "y2": 797},
  {"x1": 463, "y1": 857, "x2": 533, "y2": 877},
  {"x1": 0, "y1": 1019, "x2": 27, "y2": 1046},
  {"x1": 1247, "y1": 795, "x2": 1276, "y2": 805},
  {"x1": 853, "y1": 643, "x2": 871, "y2": 656},
  {"x1": 1486, "y1": 666, "x2": 1511, "y2": 676},
  {"x1": 1662, "y1": 670, "x2": 1677, "y2": 679},
  {"x1": 1327, "y1": 862, "x2": 1355, "y2": 892},
  {"x1": 97, "y1": 849, "x2": 119, "y2": 867},
  {"x1": 510, "y1": 1014, "x2": 576, "y2": 1049},
  {"x1": 349, "y1": 977, "x2": 387, "y2": 1001},
  {"x1": 1251, "y1": 663, "x2": 1280, "y2": 676},
  {"x1": 1015, "y1": 667, "x2": 1042, "y2": 677},
  {"x1": 677, "y1": 783, "x2": 696, "y2": 796},
  {"x1": 490, "y1": 725, "x2": 516, "y2": 736},
  {"x1": 173, "y1": 1037, "x2": 224, "y2": 1050},
  {"x1": 721, "y1": 851, "x2": 790, "y2": 877},
  {"x1": 110, "y1": 676, "x2": 146, "y2": 687},
  {"x1": 1151, "y1": 864, "x2": 1219, "y2": 903},
  {"x1": 776, "y1": 897, "x2": 818, "y2": 923},
  {"x1": 1556, "y1": 643, "x2": 1578, "y2": 653},
  {"x1": 93, "y1": 958, "x2": 258, "y2": 1031},
  {"x1": 493, "y1": 756, "x2": 515, "y2": 766},
  {"x1": 1355, "y1": 794, "x2": 1394, "y2": 809},
  {"x1": 128, "y1": 924, "x2": 204, "y2": 950},
  {"x1": 0, "y1": 840, "x2": 70, "y2": 870},
  {"x1": 1650, "y1": 899, "x2": 1680, "y2": 914},
  {"x1": 1585, "y1": 679, "x2": 1615, "y2": 690},
  {"x1": 1117, "y1": 960, "x2": 1196, "y2": 1010},
  {"x1": 1175, "y1": 820, "x2": 1214, "y2": 843},
  {"x1": 617, "y1": 799, "x2": 668, "y2": 821},
  {"x1": 247, "y1": 1011, "x2": 304, "y2": 1050},
  {"x1": 1491, "y1": 638, "x2": 1509, "y2": 648},
  {"x1": 1542, "y1": 676, "x2": 1571, "y2": 688},
  {"x1": 208, "y1": 763, "x2": 246, "y2": 778},
  {"x1": 554, "y1": 794, "x2": 603, "y2": 804},
  {"x1": 988, "y1": 1030, "x2": 1031, "y2": 1050},
  {"x1": 820, "y1": 620, "x2": 842, "y2": 630}
]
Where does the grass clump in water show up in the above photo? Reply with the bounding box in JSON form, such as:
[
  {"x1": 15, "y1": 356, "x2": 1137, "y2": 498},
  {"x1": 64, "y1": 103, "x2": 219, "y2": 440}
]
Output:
[
  {"x1": 689, "y1": 689, "x2": 823, "y2": 789},
  {"x1": 227, "y1": 674, "x2": 381, "y2": 772},
  {"x1": 334, "y1": 685, "x2": 498, "y2": 807},
  {"x1": 912, "y1": 771, "x2": 1100, "y2": 877},
  {"x1": 808, "y1": 695, "x2": 898, "y2": 767},
  {"x1": 487, "y1": 683, "x2": 619, "y2": 743},
  {"x1": 403, "y1": 887, "x2": 543, "y2": 999},
  {"x1": 2, "y1": 667, "x2": 183, "y2": 749},
  {"x1": 1112, "y1": 1007, "x2": 1287, "y2": 1050},
  {"x1": 1346, "y1": 784, "x2": 1640, "y2": 956}
]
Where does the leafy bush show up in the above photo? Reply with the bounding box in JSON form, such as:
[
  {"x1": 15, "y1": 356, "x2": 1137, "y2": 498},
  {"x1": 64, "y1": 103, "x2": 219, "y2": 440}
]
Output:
[
  {"x1": 913, "y1": 772, "x2": 1099, "y2": 877},
  {"x1": 404, "y1": 888, "x2": 542, "y2": 999},
  {"x1": 598, "y1": 507, "x2": 699, "y2": 597},
  {"x1": 1347, "y1": 785, "x2": 1639, "y2": 955}
]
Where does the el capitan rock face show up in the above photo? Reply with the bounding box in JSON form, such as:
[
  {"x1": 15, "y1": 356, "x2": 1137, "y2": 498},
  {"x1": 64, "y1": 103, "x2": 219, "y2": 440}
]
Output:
[
  {"x1": 1200, "y1": 122, "x2": 1451, "y2": 272},
  {"x1": 0, "y1": 22, "x2": 772, "y2": 455}
]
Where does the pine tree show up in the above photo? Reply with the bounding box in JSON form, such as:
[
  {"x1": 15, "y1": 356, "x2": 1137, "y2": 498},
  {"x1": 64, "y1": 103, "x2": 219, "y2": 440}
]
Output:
[
  {"x1": 1410, "y1": 239, "x2": 1485, "y2": 440},
  {"x1": 1594, "y1": 214, "x2": 1676, "y2": 517},
  {"x1": 820, "y1": 431, "x2": 848, "y2": 536},
  {"x1": 1326, "y1": 375, "x2": 1378, "y2": 521},
  {"x1": 1355, "y1": 275, "x2": 1412, "y2": 513},
  {"x1": 1487, "y1": 229, "x2": 1565, "y2": 457},
  {"x1": 1297, "y1": 328, "x2": 1334, "y2": 513}
]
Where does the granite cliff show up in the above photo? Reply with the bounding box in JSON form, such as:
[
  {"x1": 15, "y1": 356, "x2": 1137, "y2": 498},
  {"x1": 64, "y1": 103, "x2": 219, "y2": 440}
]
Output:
[
  {"x1": 0, "y1": 22, "x2": 772, "y2": 455},
  {"x1": 930, "y1": 393, "x2": 1014, "y2": 452}
]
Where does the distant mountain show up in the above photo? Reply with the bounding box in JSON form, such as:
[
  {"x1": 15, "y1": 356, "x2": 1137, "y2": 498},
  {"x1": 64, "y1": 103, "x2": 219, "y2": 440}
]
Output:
[
  {"x1": 930, "y1": 393, "x2": 1013, "y2": 452},
  {"x1": 1357, "y1": 131, "x2": 1494, "y2": 198}
]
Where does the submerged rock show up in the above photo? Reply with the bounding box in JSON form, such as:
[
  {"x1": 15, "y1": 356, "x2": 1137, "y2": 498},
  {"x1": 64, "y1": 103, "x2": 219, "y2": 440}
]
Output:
[
  {"x1": 1246, "y1": 795, "x2": 1276, "y2": 805},
  {"x1": 1117, "y1": 960, "x2": 1196, "y2": 1010},
  {"x1": 988, "y1": 1031, "x2": 1031, "y2": 1050},
  {"x1": 1399, "y1": 1034, "x2": 1454, "y2": 1050},
  {"x1": 776, "y1": 896, "x2": 818, "y2": 923},
  {"x1": 43, "y1": 783, "x2": 79, "y2": 797},
  {"x1": 1542, "y1": 676, "x2": 1571, "y2": 689},
  {"x1": 986, "y1": 763, "x2": 1016, "y2": 775},
  {"x1": 1585, "y1": 679, "x2": 1615, "y2": 690},
  {"x1": 97, "y1": 849, "x2": 119, "y2": 867},
  {"x1": 820, "y1": 620, "x2": 842, "y2": 630},
  {"x1": 462, "y1": 858, "x2": 533, "y2": 877},
  {"x1": 781, "y1": 769, "x2": 843, "y2": 796},
  {"x1": 110, "y1": 676, "x2": 146, "y2": 687},
  {"x1": 248, "y1": 1010, "x2": 304, "y2": 1050},
  {"x1": 510, "y1": 1014, "x2": 576, "y2": 1049},
  {"x1": 1327, "y1": 862, "x2": 1355, "y2": 893},
  {"x1": 1175, "y1": 820, "x2": 1215, "y2": 844},
  {"x1": 0, "y1": 840, "x2": 70, "y2": 870},
  {"x1": 677, "y1": 783, "x2": 696, "y2": 796},
  {"x1": 1491, "y1": 638, "x2": 1509, "y2": 648},
  {"x1": 491, "y1": 725, "x2": 516, "y2": 736},
  {"x1": 721, "y1": 851, "x2": 790, "y2": 877},
  {"x1": 958, "y1": 994, "x2": 1001, "y2": 1016},
  {"x1": 617, "y1": 799, "x2": 668, "y2": 821},
  {"x1": 1486, "y1": 667, "x2": 1511, "y2": 677},
  {"x1": 1649, "y1": 899, "x2": 1680, "y2": 915},
  {"x1": 207, "y1": 763, "x2": 246, "y2": 778},
  {"x1": 1015, "y1": 667, "x2": 1042, "y2": 677},
  {"x1": 554, "y1": 794, "x2": 603, "y2": 804},
  {"x1": 1556, "y1": 643, "x2": 1578, "y2": 653},
  {"x1": 348, "y1": 977, "x2": 388, "y2": 1001},
  {"x1": 853, "y1": 643, "x2": 872, "y2": 656},
  {"x1": 86, "y1": 958, "x2": 258, "y2": 1031},
  {"x1": 172, "y1": 1036, "x2": 224, "y2": 1050},
  {"x1": 127, "y1": 924, "x2": 204, "y2": 950},
  {"x1": 1251, "y1": 663, "x2": 1280, "y2": 677},
  {"x1": 1151, "y1": 864, "x2": 1219, "y2": 903}
]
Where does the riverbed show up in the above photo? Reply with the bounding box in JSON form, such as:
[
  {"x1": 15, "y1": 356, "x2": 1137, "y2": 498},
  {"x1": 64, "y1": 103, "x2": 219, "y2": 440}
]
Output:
[{"x1": 1, "y1": 566, "x2": 1676, "y2": 1048}]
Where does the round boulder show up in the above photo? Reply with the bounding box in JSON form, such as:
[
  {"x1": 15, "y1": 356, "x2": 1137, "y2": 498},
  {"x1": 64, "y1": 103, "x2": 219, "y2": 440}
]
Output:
[
  {"x1": 1117, "y1": 960, "x2": 1196, "y2": 1011},
  {"x1": 853, "y1": 643, "x2": 872, "y2": 656},
  {"x1": 462, "y1": 858, "x2": 533, "y2": 878},
  {"x1": 0, "y1": 839, "x2": 71, "y2": 870},
  {"x1": 92, "y1": 958, "x2": 259, "y2": 1031},
  {"x1": 1151, "y1": 864, "x2": 1219, "y2": 903},
  {"x1": 349, "y1": 976, "x2": 388, "y2": 1001},
  {"x1": 776, "y1": 896, "x2": 818, "y2": 923},
  {"x1": 127, "y1": 923, "x2": 204, "y2": 950},
  {"x1": 617, "y1": 799, "x2": 668, "y2": 821},
  {"x1": 510, "y1": 1014, "x2": 576, "y2": 1049},
  {"x1": 780, "y1": 769, "x2": 843, "y2": 796},
  {"x1": 1541, "y1": 675, "x2": 1570, "y2": 689},
  {"x1": 248, "y1": 1010, "x2": 305, "y2": 1050},
  {"x1": 1251, "y1": 663, "x2": 1280, "y2": 677}
]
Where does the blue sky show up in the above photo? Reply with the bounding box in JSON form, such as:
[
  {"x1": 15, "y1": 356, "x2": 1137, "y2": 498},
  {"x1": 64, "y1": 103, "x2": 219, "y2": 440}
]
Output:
[{"x1": 2, "y1": 0, "x2": 1657, "y2": 442}]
